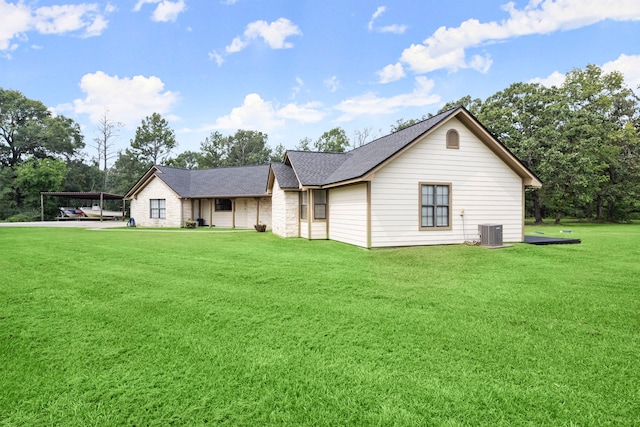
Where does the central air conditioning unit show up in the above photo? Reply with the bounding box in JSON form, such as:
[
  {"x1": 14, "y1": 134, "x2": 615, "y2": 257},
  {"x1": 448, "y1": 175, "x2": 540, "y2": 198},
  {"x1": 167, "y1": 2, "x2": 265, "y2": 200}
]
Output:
[{"x1": 478, "y1": 224, "x2": 503, "y2": 247}]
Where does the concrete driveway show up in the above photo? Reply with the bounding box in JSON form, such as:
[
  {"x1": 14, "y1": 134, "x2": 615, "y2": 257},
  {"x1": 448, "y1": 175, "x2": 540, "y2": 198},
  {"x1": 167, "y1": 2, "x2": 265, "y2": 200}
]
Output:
[{"x1": 0, "y1": 220, "x2": 128, "y2": 229}]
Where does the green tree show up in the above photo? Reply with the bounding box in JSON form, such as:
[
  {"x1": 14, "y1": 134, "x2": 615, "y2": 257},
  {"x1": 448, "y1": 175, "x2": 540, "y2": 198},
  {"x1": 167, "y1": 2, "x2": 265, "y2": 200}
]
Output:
[
  {"x1": 131, "y1": 113, "x2": 177, "y2": 166},
  {"x1": 0, "y1": 89, "x2": 84, "y2": 167},
  {"x1": 271, "y1": 143, "x2": 286, "y2": 162},
  {"x1": 0, "y1": 89, "x2": 84, "y2": 214},
  {"x1": 16, "y1": 158, "x2": 67, "y2": 218},
  {"x1": 63, "y1": 158, "x2": 102, "y2": 192},
  {"x1": 295, "y1": 137, "x2": 312, "y2": 151},
  {"x1": 437, "y1": 95, "x2": 483, "y2": 115},
  {"x1": 560, "y1": 65, "x2": 640, "y2": 221},
  {"x1": 198, "y1": 130, "x2": 271, "y2": 167},
  {"x1": 477, "y1": 82, "x2": 562, "y2": 223},
  {"x1": 227, "y1": 130, "x2": 271, "y2": 165},
  {"x1": 314, "y1": 127, "x2": 349, "y2": 152},
  {"x1": 164, "y1": 150, "x2": 204, "y2": 169},
  {"x1": 199, "y1": 131, "x2": 229, "y2": 168},
  {"x1": 108, "y1": 149, "x2": 149, "y2": 195},
  {"x1": 476, "y1": 65, "x2": 640, "y2": 223},
  {"x1": 390, "y1": 115, "x2": 429, "y2": 133}
]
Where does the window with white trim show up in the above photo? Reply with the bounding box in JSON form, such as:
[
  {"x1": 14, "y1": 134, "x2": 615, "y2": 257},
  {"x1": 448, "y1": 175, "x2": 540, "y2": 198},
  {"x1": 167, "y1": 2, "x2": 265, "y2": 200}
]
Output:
[
  {"x1": 150, "y1": 199, "x2": 166, "y2": 219},
  {"x1": 420, "y1": 184, "x2": 451, "y2": 229}
]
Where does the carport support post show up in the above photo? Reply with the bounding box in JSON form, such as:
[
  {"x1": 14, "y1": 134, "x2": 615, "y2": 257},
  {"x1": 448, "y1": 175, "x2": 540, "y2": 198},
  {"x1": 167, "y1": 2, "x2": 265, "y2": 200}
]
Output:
[{"x1": 100, "y1": 192, "x2": 104, "y2": 223}]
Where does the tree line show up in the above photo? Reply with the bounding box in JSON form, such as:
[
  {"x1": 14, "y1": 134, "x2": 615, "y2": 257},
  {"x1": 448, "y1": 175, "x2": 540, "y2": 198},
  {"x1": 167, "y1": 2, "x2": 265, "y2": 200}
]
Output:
[{"x1": 1, "y1": 64, "x2": 639, "y2": 222}]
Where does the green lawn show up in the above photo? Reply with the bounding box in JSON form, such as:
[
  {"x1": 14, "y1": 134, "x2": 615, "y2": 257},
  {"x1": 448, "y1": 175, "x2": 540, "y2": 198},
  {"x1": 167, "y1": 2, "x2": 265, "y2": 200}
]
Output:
[{"x1": 1, "y1": 224, "x2": 638, "y2": 426}]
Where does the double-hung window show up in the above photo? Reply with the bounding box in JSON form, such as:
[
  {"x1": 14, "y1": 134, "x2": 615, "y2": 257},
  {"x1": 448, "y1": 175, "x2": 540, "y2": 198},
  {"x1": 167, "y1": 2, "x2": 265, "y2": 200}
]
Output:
[
  {"x1": 150, "y1": 199, "x2": 166, "y2": 219},
  {"x1": 313, "y1": 190, "x2": 327, "y2": 220},
  {"x1": 300, "y1": 191, "x2": 308, "y2": 220},
  {"x1": 420, "y1": 183, "x2": 451, "y2": 230}
]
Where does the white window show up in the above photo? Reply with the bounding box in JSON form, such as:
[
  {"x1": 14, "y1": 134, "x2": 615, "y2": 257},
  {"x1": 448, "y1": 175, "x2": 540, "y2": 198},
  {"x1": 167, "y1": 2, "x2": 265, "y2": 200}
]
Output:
[
  {"x1": 300, "y1": 191, "x2": 308, "y2": 220},
  {"x1": 420, "y1": 184, "x2": 451, "y2": 230},
  {"x1": 150, "y1": 199, "x2": 166, "y2": 219},
  {"x1": 313, "y1": 190, "x2": 327, "y2": 220}
]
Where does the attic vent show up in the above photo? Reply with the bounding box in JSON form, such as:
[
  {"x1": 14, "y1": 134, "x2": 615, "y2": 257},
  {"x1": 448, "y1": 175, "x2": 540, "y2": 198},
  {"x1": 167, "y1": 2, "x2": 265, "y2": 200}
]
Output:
[
  {"x1": 478, "y1": 224, "x2": 503, "y2": 247},
  {"x1": 446, "y1": 129, "x2": 460, "y2": 149}
]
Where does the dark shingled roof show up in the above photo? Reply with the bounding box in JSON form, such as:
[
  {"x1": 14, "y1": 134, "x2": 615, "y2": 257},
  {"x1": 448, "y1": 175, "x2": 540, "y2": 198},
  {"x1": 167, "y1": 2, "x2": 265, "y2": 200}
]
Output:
[
  {"x1": 285, "y1": 151, "x2": 350, "y2": 186},
  {"x1": 270, "y1": 162, "x2": 299, "y2": 189},
  {"x1": 155, "y1": 164, "x2": 270, "y2": 197},
  {"x1": 286, "y1": 108, "x2": 459, "y2": 187}
]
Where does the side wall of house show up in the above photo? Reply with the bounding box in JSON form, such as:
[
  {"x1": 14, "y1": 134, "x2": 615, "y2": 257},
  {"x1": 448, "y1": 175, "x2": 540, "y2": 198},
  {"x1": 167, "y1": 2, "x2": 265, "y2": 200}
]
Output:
[
  {"x1": 370, "y1": 117, "x2": 524, "y2": 247},
  {"x1": 130, "y1": 176, "x2": 183, "y2": 227},
  {"x1": 271, "y1": 178, "x2": 299, "y2": 238},
  {"x1": 328, "y1": 183, "x2": 368, "y2": 247}
]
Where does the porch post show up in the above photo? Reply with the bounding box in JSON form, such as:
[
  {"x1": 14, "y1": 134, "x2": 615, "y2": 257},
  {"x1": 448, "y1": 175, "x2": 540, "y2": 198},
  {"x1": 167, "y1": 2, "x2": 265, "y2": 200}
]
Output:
[
  {"x1": 232, "y1": 199, "x2": 236, "y2": 229},
  {"x1": 254, "y1": 197, "x2": 260, "y2": 225},
  {"x1": 209, "y1": 198, "x2": 213, "y2": 228}
]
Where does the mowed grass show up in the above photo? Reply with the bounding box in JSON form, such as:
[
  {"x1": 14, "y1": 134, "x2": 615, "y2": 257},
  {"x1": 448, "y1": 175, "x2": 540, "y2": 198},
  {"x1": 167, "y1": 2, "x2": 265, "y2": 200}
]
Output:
[{"x1": 1, "y1": 224, "x2": 638, "y2": 426}]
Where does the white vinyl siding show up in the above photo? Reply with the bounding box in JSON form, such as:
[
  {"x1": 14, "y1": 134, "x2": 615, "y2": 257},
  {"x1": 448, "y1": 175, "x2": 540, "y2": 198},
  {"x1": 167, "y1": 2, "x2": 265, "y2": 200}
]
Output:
[
  {"x1": 370, "y1": 118, "x2": 524, "y2": 247},
  {"x1": 300, "y1": 220, "x2": 309, "y2": 238},
  {"x1": 328, "y1": 184, "x2": 368, "y2": 247},
  {"x1": 309, "y1": 221, "x2": 327, "y2": 240}
]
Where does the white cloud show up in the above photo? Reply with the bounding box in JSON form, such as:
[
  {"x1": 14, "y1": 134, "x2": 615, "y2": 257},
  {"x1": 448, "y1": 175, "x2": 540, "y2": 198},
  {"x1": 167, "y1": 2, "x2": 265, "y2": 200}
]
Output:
[
  {"x1": 529, "y1": 70, "x2": 566, "y2": 87},
  {"x1": 530, "y1": 54, "x2": 640, "y2": 93},
  {"x1": 603, "y1": 54, "x2": 640, "y2": 93},
  {"x1": 368, "y1": 6, "x2": 386, "y2": 31},
  {"x1": 382, "y1": 0, "x2": 640, "y2": 78},
  {"x1": 152, "y1": 0, "x2": 186, "y2": 23},
  {"x1": 62, "y1": 71, "x2": 179, "y2": 128},
  {"x1": 225, "y1": 36, "x2": 246, "y2": 53},
  {"x1": 324, "y1": 76, "x2": 340, "y2": 93},
  {"x1": 378, "y1": 24, "x2": 408, "y2": 34},
  {"x1": 291, "y1": 77, "x2": 304, "y2": 99},
  {"x1": 134, "y1": 0, "x2": 159, "y2": 12},
  {"x1": 0, "y1": 1, "x2": 31, "y2": 51},
  {"x1": 225, "y1": 18, "x2": 301, "y2": 53},
  {"x1": 210, "y1": 93, "x2": 325, "y2": 133},
  {"x1": 377, "y1": 62, "x2": 405, "y2": 83},
  {"x1": 134, "y1": 0, "x2": 186, "y2": 22},
  {"x1": 334, "y1": 76, "x2": 440, "y2": 121},
  {"x1": 0, "y1": 0, "x2": 112, "y2": 51},
  {"x1": 208, "y1": 50, "x2": 224, "y2": 66},
  {"x1": 278, "y1": 101, "x2": 326, "y2": 123},
  {"x1": 368, "y1": 6, "x2": 407, "y2": 34}
]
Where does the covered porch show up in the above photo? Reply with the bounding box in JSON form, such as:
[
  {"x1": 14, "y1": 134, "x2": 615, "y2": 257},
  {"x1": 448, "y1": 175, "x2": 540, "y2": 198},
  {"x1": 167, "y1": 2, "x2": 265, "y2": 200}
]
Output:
[{"x1": 185, "y1": 196, "x2": 272, "y2": 229}]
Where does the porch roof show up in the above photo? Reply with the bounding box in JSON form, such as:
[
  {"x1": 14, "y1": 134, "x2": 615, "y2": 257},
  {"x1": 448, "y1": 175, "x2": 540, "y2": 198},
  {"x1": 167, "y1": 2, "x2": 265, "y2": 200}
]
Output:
[{"x1": 154, "y1": 164, "x2": 271, "y2": 198}]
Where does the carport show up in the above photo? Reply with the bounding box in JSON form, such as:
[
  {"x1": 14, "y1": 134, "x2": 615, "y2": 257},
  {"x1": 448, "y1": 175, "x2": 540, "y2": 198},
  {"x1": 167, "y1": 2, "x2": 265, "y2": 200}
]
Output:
[{"x1": 40, "y1": 191, "x2": 126, "y2": 222}]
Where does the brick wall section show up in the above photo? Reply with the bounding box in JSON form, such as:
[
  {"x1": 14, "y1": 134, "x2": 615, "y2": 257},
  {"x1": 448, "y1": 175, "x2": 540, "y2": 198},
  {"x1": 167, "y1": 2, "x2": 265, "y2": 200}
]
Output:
[
  {"x1": 130, "y1": 177, "x2": 183, "y2": 227},
  {"x1": 271, "y1": 177, "x2": 299, "y2": 237}
]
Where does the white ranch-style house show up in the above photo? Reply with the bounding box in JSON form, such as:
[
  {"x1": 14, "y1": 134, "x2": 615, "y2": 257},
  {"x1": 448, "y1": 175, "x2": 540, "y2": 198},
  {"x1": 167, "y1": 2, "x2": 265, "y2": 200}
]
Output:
[{"x1": 125, "y1": 107, "x2": 542, "y2": 248}]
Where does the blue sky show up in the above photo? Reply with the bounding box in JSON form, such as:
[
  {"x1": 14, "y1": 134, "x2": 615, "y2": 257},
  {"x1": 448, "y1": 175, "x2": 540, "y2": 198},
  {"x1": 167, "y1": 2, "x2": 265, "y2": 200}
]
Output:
[{"x1": 2, "y1": 0, "x2": 640, "y2": 163}]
